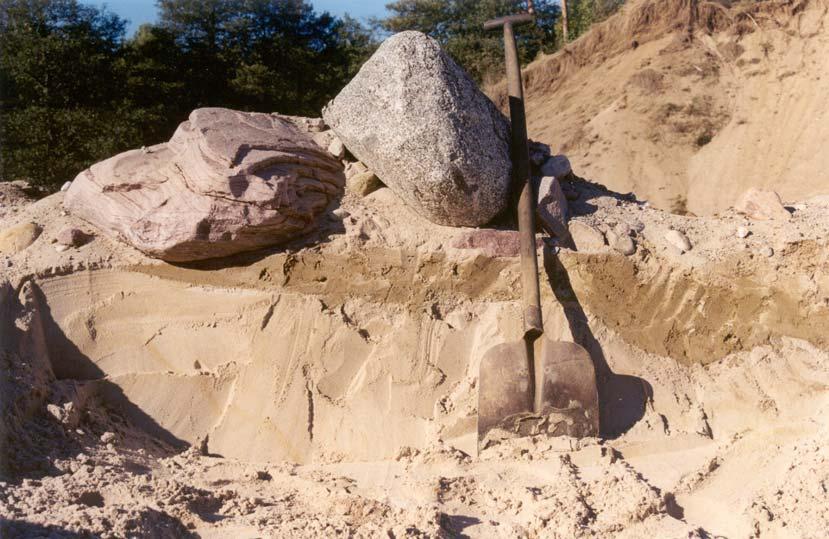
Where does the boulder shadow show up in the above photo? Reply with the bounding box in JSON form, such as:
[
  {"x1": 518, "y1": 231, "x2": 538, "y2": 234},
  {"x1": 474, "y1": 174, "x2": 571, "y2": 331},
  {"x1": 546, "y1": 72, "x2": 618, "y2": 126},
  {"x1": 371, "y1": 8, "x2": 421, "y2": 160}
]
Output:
[
  {"x1": 542, "y1": 247, "x2": 653, "y2": 438},
  {"x1": 27, "y1": 282, "x2": 188, "y2": 450}
]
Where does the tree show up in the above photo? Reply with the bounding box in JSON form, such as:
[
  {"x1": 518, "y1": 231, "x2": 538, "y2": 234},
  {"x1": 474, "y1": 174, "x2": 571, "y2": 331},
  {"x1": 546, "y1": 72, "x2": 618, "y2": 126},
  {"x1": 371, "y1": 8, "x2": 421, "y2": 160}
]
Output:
[
  {"x1": 379, "y1": 0, "x2": 561, "y2": 83},
  {"x1": 564, "y1": 0, "x2": 625, "y2": 41},
  {"x1": 1, "y1": 0, "x2": 377, "y2": 189},
  {"x1": 0, "y1": 0, "x2": 132, "y2": 187}
]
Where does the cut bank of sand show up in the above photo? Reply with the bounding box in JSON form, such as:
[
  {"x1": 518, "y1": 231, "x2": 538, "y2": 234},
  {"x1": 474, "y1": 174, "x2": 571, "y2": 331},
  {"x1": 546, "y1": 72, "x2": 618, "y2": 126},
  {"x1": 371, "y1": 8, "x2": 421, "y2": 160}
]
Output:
[{"x1": 2, "y1": 175, "x2": 828, "y2": 537}]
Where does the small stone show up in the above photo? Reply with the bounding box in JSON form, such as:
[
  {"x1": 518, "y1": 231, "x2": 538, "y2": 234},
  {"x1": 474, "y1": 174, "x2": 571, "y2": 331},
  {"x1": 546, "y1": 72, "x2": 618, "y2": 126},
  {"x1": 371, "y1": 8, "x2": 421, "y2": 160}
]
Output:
[
  {"x1": 57, "y1": 227, "x2": 93, "y2": 247},
  {"x1": 347, "y1": 171, "x2": 384, "y2": 197},
  {"x1": 47, "y1": 404, "x2": 64, "y2": 422},
  {"x1": 306, "y1": 118, "x2": 326, "y2": 132},
  {"x1": 629, "y1": 220, "x2": 645, "y2": 233},
  {"x1": 536, "y1": 176, "x2": 569, "y2": 239},
  {"x1": 664, "y1": 229, "x2": 692, "y2": 252},
  {"x1": 327, "y1": 137, "x2": 345, "y2": 159},
  {"x1": 100, "y1": 432, "x2": 116, "y2": 443},
  {"x1": 568, "y1": 222, "x2": 606, "y2": 251},
  {"x1": 540, "y1": 155, "x2": 572, "y2": 179},
  {"x1": 609, "y1": 232, "x2": 636, "y2": 255},
  {"x1": 0, "y1": 222, "x2": 42, "y2": 255},
  {"x1": 760, "y1": 246, "x2": 774, "y2": 257},
  {"x1": 735, "y1": 188, "x2": 791, "y2": 220},
  {"x1": 55, "y1": 245, "x2": 69, "y2": 253},
  {"x1": 736, "y1": 226, "x2": 750, "y2": 239},
  {"x1": 193, "y1": 360, "x2": 202, "y2": 370},
  {"x1": 331, "y1": 208, "x2": 350, "y2": 220},
  {"x1": 528, "y1": 140, "x2": 551, "y2": 166},
  {"x1": 60, "y1": 181, "x2": 72, "y2": 192}
]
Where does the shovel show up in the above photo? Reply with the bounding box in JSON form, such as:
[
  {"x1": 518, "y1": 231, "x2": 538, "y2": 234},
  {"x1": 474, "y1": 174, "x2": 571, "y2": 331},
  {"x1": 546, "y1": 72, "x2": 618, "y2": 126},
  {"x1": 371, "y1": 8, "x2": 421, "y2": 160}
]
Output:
[{"x1": 478, "y1": 3, "x2": 599, "y2": 447}]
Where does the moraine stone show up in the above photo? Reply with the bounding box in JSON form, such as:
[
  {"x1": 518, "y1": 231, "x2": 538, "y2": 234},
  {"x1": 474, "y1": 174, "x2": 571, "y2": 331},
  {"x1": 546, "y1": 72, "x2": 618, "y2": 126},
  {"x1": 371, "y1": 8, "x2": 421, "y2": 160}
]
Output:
[
  {"x1": 322, "y1": 31, "x2": 511, "y2": 227},
  {"x1": 529, "y1": 141, "x2": 551, "y2": 166},
  {"x1": 568, "y1": 221, "x2": 606, "y2": 251},
  {"x1": 735, "y1": 188, "x2": 791, "y2": 221},
  {"x1": 540, "y1": 155, "x2": 572, "y2": 179},
  {"x1": 607, "y1": 229, "x2": 636, "y2": 255},
  {"x1": 664, "y1": 229, "x2": 692, "y2": 252},
  {"x1": 0, "y1": 222, "x2": 42, "y2": 255},
  {"x1": 57, "y1": 228, "x2": 93, "y2": 247},
  {"x1": 348, "y1": 171, "x2": 384, "y2": 197},
  {"x1": 535, "y1": 176, "x2": 569, "y2": 239},
  {"x1": 327, "y1": 137, "x2": 346, "y2": 160},
  {"x1": 64, "y1": 108, "x2": 344, "y2": 262}
]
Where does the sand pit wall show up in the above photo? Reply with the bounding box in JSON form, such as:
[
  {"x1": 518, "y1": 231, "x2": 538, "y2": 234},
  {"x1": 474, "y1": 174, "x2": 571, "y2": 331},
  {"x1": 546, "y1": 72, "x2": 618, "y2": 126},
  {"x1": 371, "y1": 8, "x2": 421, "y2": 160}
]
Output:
[{"x1": 6, "y1": 242, "x2": 828, "y2": 464}]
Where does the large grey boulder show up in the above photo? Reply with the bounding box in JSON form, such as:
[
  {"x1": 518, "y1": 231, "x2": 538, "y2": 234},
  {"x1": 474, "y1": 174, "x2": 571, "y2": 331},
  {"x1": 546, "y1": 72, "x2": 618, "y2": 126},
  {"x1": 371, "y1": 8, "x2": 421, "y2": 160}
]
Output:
[
  {"x1": 64, "y1": 108, "x2": 344, "y2": 262},
  {"x1": 322, "y1": 31, "x2": 511, "y2": 227}
]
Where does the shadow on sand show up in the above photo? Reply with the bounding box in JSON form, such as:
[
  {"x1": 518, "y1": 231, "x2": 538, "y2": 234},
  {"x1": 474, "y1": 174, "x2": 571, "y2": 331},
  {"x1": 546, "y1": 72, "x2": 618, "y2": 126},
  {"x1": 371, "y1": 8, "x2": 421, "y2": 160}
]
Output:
[{"x1": 542, "y1": 246, "x2": 653, "y2": 438}]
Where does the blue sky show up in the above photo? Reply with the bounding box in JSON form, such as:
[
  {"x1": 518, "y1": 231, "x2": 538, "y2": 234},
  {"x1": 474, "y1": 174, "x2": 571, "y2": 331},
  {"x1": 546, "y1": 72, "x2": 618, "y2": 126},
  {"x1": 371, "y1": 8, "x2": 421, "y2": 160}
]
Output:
[{"x1": 82, "y1": 1, "x2": 389, "y2": 36}]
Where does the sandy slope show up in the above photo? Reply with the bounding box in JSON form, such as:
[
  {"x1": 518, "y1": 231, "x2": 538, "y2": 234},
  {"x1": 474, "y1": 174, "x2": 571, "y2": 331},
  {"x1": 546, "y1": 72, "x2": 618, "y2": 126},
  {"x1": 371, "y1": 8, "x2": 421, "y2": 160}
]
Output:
[
  {"x1": 2, "y1": 173, "x2": 828, "y2": 537},
  {"x1": 491, "y1": 0, "x2": 829, "y2": 215}
]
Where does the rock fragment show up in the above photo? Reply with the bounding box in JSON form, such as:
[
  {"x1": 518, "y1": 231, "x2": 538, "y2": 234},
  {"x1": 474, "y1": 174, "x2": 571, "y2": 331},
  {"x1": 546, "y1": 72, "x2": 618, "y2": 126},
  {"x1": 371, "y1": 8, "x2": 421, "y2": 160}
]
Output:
[
  {"x1": 536, "y1": 176, "x2": 569, "y2": 239},
  {"x1": 735, "y1": 188, "x2": 791, "y2": 220},
  {"x1": 322, "y1": 31, "x2": 511, "y2": 226},
  {"x1": 529, "y1": 141, "x2": 551, "y2": 166},
  {"x1": 540, "y1": 155, "x2": 573, "y2": 179},
  {"x1": 0, "y1": 222, "x2": 42, "y2": 255},
  {"x1": 607, "y1": 229, "x2": 636, "y2": 255},
  {"x1": 327, "y1": 137, "x2": 345, "y2": 159},
  {"x1": 736, "y1": 226, "x2": 750, "y2": 239},
  {"x1": 665, "y1": 229, "x2": 692, "y2": 252},
  {"x1": 57, "y1": 228, "x2": 93, "y2": 248},
  {"x1": 569, "y1": 222, "x2": 606, "y2": 251},
  {"x1": 348, "y1": 171, "x2": 384, "y2": 197}
]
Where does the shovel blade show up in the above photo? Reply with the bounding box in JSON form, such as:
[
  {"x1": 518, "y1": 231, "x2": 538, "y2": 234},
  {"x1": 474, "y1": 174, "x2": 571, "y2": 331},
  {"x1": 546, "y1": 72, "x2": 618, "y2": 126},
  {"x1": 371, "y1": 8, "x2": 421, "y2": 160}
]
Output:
[
  {"x1": 477, "y1": 340, "x2": 534, "y2": 442},
  {"x1": 477, "y1": 339, "x2": 599, "y2": 447},
  {"x1": 535, "y1": 339, "x2": 600, "y2": 438}
]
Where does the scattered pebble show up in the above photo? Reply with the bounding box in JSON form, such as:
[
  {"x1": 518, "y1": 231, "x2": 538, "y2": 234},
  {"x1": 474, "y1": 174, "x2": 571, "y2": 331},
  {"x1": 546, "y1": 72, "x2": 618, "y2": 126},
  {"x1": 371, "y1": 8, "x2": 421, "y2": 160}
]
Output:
[
  {"x1": 60, "y1": 181, "x2": 72, "y2": 192},
  {"x1": 760, "y1": 246, "x2": 774, "y2": 257},
  {"x1": 664, "y1": 229, "x2": 692, "y2": 253},
  {"x1": 569, "y1": 221, "x2": 606, "y2": 251},
  {"x1": 328, "y1": 137, "x2": 345, "y2": 159},
  {"x1": 100, "y1": 432, "x2": 116, "y2": 444},
  {"x1": 736, "y1": 226, "x2": 750, "y2": 239}
]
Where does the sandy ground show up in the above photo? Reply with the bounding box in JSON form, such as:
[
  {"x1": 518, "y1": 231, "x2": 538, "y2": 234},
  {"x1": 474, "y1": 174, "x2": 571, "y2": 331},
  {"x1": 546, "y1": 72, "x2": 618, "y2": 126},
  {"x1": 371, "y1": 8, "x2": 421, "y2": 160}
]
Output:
[
  {"x1": 491, "y1": 0, "x2": 829, "y2": 215},
  {"x1": 2, "y1": 168, "x2": 828, "y2": 537}
]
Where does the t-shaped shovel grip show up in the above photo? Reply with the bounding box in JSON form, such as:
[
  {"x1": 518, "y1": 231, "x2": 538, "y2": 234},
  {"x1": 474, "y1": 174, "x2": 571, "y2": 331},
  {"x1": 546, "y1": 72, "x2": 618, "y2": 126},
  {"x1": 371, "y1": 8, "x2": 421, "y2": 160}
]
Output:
[{"x1": 485, "y1": 5, "x2": 542, "y2": 340}]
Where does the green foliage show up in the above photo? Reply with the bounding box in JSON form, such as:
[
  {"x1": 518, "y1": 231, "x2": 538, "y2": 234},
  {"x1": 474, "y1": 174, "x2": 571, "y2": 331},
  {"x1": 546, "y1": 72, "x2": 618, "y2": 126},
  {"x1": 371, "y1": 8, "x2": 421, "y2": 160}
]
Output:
[
  {"x1": 0, "y1": 0, "x2": 377, "y2": 189},
  {"x1": 564, "y1": 0, "x2": 625, "y2": 42},
  {"x1": 379, "y1": 0, "x2": 561, "y2": 83}
]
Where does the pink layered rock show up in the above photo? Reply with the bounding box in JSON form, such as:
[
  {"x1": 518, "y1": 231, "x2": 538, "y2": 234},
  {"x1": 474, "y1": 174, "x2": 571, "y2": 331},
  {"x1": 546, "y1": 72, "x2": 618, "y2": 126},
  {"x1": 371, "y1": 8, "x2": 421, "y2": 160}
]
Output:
[{"x1": 64, "y1": 108, "x2": 344, "y2": 262}]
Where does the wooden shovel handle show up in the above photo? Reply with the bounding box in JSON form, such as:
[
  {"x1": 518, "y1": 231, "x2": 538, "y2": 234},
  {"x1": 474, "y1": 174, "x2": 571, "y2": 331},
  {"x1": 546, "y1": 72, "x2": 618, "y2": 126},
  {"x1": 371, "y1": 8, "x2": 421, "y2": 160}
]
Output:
[{"x1": 501, "y1": 21, "x2": 543, "y2": 340}]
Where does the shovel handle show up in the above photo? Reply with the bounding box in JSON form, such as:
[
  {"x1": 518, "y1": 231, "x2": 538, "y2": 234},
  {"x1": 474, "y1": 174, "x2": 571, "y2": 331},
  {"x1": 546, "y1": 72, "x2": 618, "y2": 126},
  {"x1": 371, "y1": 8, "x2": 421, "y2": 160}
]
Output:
[{"x1": 488, "y1": 19, "x2": 543, "y2": 340}]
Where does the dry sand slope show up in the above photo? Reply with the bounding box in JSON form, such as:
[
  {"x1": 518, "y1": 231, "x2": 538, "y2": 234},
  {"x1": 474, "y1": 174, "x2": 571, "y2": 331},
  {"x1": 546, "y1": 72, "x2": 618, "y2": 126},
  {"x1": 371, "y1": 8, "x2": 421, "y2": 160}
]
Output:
[
  {"x1": 492, "y1": 0, "x2": 829, "y2": 215},
  {"x1": 2, "y1": 175, "x2": 829, "y2": 537}
]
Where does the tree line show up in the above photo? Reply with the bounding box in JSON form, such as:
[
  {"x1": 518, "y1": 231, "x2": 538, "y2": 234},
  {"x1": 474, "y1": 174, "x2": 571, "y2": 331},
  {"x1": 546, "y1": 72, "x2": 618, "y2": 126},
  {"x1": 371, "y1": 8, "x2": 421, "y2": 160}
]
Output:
[{"x1": 0, "y1": 0, "x2": 622, "y2": 190}]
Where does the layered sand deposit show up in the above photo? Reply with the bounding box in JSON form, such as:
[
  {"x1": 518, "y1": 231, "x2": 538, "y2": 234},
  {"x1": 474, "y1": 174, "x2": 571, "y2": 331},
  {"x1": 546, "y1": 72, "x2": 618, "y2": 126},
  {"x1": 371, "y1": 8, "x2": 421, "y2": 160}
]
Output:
[{"x1": 2, "y1": 175, "x2": 828, "y2": 537}]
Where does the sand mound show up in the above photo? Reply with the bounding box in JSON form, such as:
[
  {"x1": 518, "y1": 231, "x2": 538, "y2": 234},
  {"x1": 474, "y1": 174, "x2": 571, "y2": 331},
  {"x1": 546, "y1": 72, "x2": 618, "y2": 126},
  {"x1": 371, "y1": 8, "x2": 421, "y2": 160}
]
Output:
[
  {"x1": 2, "y1": 172, "x2": 829, "y2": 535},
  {"x1": 490, "y1": 0, "x2": 829, "y2": 214}
]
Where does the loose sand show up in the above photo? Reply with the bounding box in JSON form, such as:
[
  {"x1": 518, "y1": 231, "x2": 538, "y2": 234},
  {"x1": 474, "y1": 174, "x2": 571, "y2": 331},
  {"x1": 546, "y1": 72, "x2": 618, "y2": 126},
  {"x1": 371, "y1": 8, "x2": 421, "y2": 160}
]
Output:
[{"x1": 2, "y1": 171, "x2": 828, "y2": 536}]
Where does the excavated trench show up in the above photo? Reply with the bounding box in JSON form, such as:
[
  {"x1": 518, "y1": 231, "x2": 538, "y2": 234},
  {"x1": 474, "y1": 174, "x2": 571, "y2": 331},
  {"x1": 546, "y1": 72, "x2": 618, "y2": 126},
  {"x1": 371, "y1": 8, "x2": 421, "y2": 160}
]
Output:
[{"x1": 7, "y1": 241, "x2": 829, "y2": 464}]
